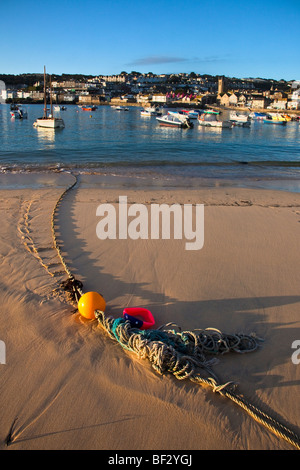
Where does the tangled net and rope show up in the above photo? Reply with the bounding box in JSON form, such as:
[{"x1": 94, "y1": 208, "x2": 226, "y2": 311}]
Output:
[
  {"x1": 46, "y1": 172, "x2": 300, "y2": 450},
  {"x1": 95, "y1": 312, "x2": 300, "y2": 450}
]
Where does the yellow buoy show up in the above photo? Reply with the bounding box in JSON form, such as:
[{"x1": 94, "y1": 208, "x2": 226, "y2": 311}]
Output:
[{"x1": 78, "y1": 291, "x2": 106, "y2": 319}]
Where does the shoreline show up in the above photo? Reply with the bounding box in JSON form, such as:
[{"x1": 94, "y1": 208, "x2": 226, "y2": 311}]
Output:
[
  {"x1": 3, "y1": 101, "x2": 300, "y2": 116},
  {"x1": 0, "y1": 169, "x2": 300, "y2": 194},
  {"x1": 213, "y1": 104, "x2": 300, "y2": 116}
]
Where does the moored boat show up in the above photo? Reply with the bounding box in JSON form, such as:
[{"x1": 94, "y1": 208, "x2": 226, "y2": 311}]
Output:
[
  {"x1": 198, "y1": 113, "x2": 232, "y2": 128},
  {"x1": 113, "y1": 105, "x2": 129, "y2": 111},
  {"x1": 229, "y1": 111, "x2": 250, "y2": 123},
  {"x1": 10, "y1": 105, "x2": 28, "y2": 119},
  {"x1": 263, "y1": 118, "x2": 287, "y2": 125},
  {"x1": 249, "y1": 112, "x2": 267, "y2": 120},
  {"x1": 156, "y1": 113, "x2": 193, "y2": 128},
  {"x1": 204, "y1": 108, "x2": 220, "y2": 114},
  {"x1": 141, "y1": 106, "x2": 162, "y2": 116},
  {"x1": 33, "y1": 67, "x2": 65, "y2": 129},
  {"x1": 53, "y1": 105, "x2": 66, "y2": 111},
  {"x1": 81, "y1": 105, "x2": 97, "y2": 111},
  {"x1": 188, "y1": 110, "x2": 201, "y2": 119},
  {"x1": 263, "y1": 113, "x2": 289, "y2": 125},
  {"x1": 33, "y1": 116, "x2": 65, "y2": 128},
  {"x1": 266, "y1": 112, "x2": 288, "y2": 122},
  {"x1": 180, "y1": 109, "x2": 200, "y2": 119},
  {"x1": 281, "y1": 113, "x2": 291, "y2": 121},
  {"x1": 141, "y1": 109, "x2": 153, "y2": 117}
]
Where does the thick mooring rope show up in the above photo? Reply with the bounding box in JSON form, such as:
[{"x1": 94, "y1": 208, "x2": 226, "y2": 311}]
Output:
[
  {"x1": 47, "y1": 172, "x2": 300, "y2": 450},
  {"x1": 50, "y1": 173, "x2": 84, "y2": 304},
  {"x1": 95, "y1": 311, "x2": 300, "y2": 450}
]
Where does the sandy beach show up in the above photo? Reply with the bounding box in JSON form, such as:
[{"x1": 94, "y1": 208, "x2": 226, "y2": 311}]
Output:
[{"x1": 0, "y1": 172, "x2": 300, "y2": 451}]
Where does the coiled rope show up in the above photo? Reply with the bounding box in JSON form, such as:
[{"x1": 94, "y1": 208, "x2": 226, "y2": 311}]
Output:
[
  {"x1": 96, "y1": 312, "x2": 300, "y2": 450},
  {"x1": 47, "y1": 172, "x2": 300, "y2": 450}
]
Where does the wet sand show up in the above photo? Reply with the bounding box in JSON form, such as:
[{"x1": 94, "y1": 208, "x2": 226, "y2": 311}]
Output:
[{"x1": 0, "y1": 172, "x2": 300, "y2": 450}]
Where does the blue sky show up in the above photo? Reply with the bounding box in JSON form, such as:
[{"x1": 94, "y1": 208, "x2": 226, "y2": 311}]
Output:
[{"x1": 1, "y1": 0, "x2": 299, "y2": 80}]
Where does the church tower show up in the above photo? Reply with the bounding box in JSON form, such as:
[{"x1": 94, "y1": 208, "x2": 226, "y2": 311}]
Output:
[{"x1": 218, "y1": 76, "x2": 226, "y2": 94}]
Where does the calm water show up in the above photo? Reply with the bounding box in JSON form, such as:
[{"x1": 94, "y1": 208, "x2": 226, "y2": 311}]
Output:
[{"x1": 1, "y1": 103, "x2": 300, "y2": 191}]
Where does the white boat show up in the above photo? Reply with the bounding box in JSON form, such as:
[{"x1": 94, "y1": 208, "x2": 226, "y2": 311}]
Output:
[
  {"x1": 168, "y1": 111, "x2": 194, "y2": 122},
  {"x1": 10, "y1": 105, "x2": 28, "y2": 119},
  {"x1": 33, "y1": 115, "x2": 65, "y2": 128},
  {"x1": 157, "y1": 113, "x2": 193, "y2": 128},
  {"x1": 198, "y1": 113, "x2": 232, "y2": 128},
  {"x1": 33, "y1": 67, "x2": 65, "y2": 129},
  {"x1": 141, "y1": 110, "x2": 152, "y2": 117},
  {"x1": 229, "y1": 111, "x2": 250, "y2": 123},
  {"x1": 54, "y1": 105, "x2": 66, "y2": 111},
  {"x1": 113, "y1": 105, "x2": 129, "y2": 111},
  {"x1": 141, "y1": 106, "x2": 162, "y2": 116}
]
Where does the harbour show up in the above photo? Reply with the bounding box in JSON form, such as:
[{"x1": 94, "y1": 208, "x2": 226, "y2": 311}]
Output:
[{"x1": 1, "y1": 103, "x2": 300, "y2": 192}]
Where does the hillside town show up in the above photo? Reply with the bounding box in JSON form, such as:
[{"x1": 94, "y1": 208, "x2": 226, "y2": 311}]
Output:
[{"x1": 1, "y1": 72, "x2": 300, "y2": 112}]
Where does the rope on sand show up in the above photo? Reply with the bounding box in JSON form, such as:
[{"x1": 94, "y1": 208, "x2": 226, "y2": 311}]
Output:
[
  {"x1": 50, "y1": 173, "x2": 84, "y2": 304},
  {"x1": 39, "y1": 172, "x2": 300, "y2": 450},
  {"x1": 95, "y1": 311, "x2": 300, "y2": 450}
]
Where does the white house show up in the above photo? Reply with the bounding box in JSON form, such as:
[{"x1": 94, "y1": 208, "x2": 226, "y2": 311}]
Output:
[
  {"x1": 151, "y1": 94, "x2": 169, "y2": 104},
  {"x1": 228, "y1": 93, "x2": 239, "y2": 106},
  {"x1": 17, "y1": 90, "x2": 32, "y2": 99},
  {"x1": 287, "y1": 89, "x2": 300, "y2": 109},
  {"x1": 291, "y1": 80, "x2": 300, "y2": 89},
  {"x1": 291, "y1": 89, "x2": 300, "y2": 101},
  {"x1": 3, "y1": 90, "x2": 17, "y2": 100},
  {"x1": 271, "y1": 99, "x2": 287, "y2": 110}
]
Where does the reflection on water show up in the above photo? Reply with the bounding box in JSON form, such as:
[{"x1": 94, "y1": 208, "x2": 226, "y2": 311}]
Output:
[
  {"x1": 0, "y1": 80, "x2": 6, "y2": 104},
  {"x1": 35, "y1": 127, "x2": 56, "y2": 148},
  {"x1": 197, "y1": 125, "x2": 225, "y2": 141}
]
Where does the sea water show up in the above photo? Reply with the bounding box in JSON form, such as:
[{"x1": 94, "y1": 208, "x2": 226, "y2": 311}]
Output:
[{"x1": 0, "y1": 104, "x2": 299, "y2": 192}]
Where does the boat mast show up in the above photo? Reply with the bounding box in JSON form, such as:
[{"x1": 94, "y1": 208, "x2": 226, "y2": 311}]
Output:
[
  {"x1": 43, "y1": 65, "x2": 47, "y2": 119},
  {"x1": 50, "y1": 74, "x2": 53, "y2": 116}
]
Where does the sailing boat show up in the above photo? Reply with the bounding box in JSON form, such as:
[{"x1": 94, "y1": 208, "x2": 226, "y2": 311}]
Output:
[{"x1": 33, "y1": 66, "x2": 65, "y2": 129}]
